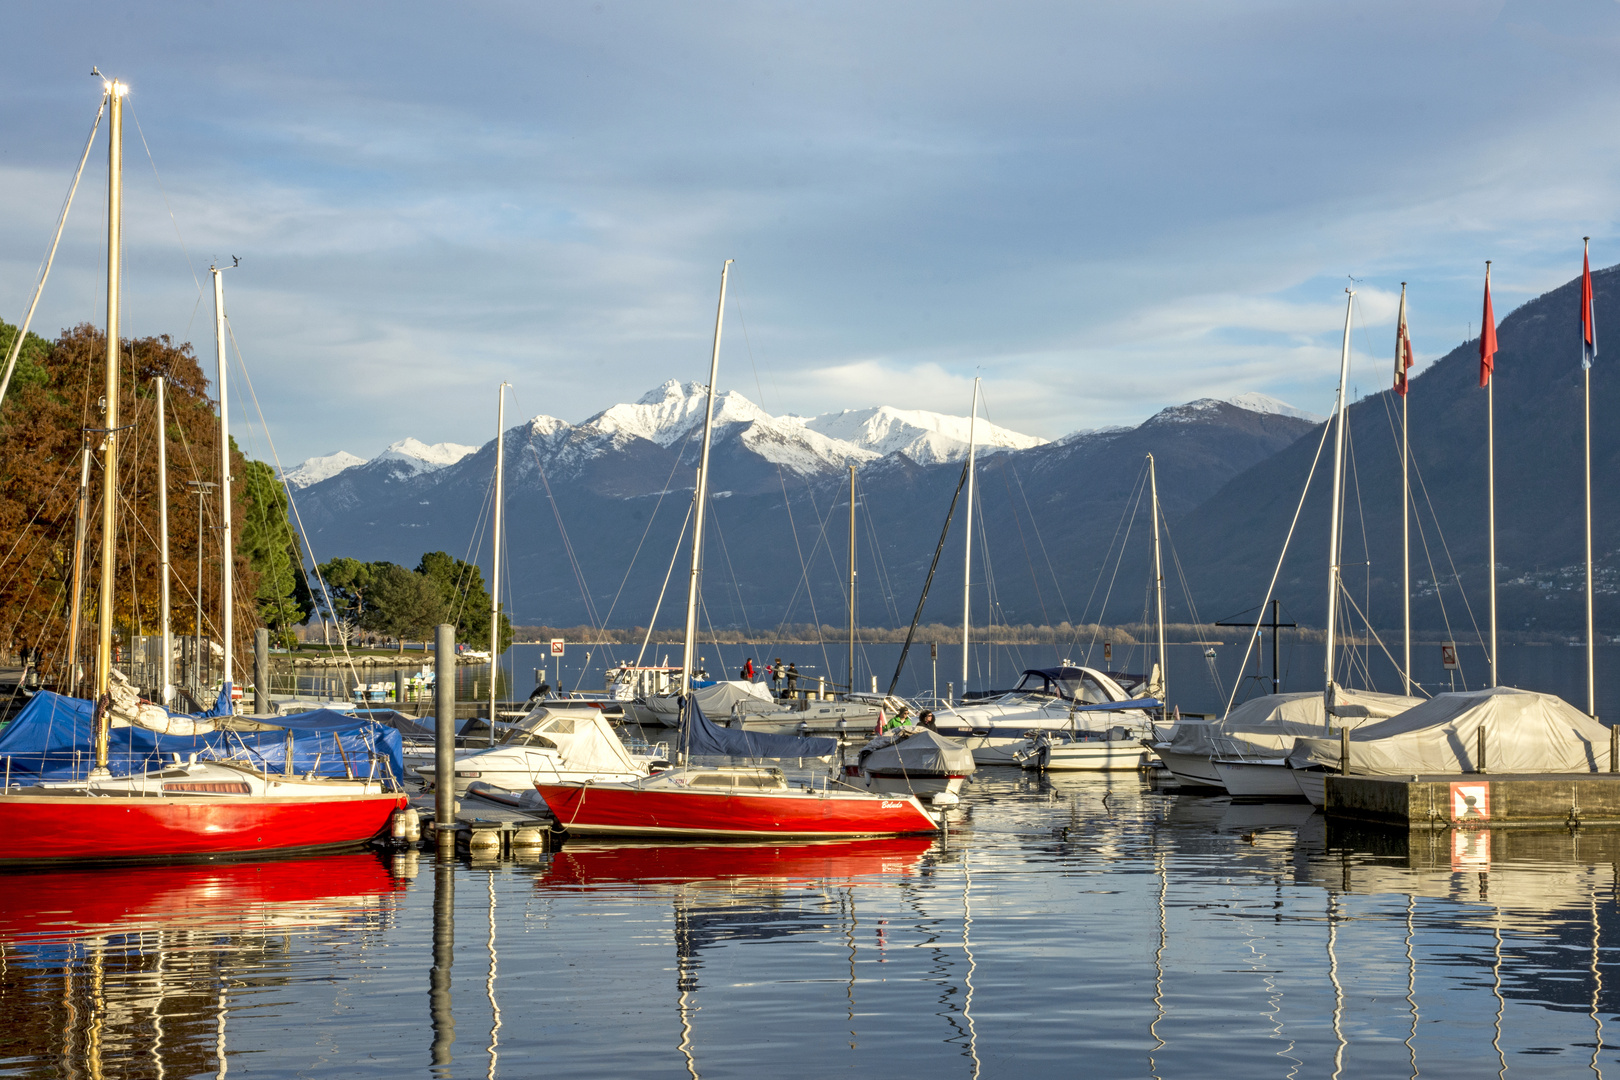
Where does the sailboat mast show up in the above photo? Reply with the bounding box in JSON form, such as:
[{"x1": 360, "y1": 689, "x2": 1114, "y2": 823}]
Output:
[
  {"x1": 490, "y1": 382, "x2": 507, "y2": 740},
  {"x1": 1398, "y1": 284, "x2": 1412, "y2": 697},
  {"x1": 1485, "y1": 261, "x2": 1498, "y2": 688},
  {"x1": 1148, "y1": 453, "x2": 1166, "y2": 704},
  {"x1": 155, "y1": 376, "x2": 173, "y2": 706},
  {"x1": 680, "y1": 259, "x2": 732, "y2": 695},
  {"x1": 93, "y1": 80, "x2": 124, "y2": 770},
  {"x1": 848, "y1": 463, "x2": 856, "y2": 694},
  {"x1": 960, "y1": 377, "x2": 979, "y2": 701},
  {"x1": 1323, "y1": 290, "x2": 1354, "y2": 728},
  {"x1": 1584, "y1": 238, "x2": 1597, "y2": 718},
  {"x1": 212, "y1": 266, "x2": 233, "y2": 700}
]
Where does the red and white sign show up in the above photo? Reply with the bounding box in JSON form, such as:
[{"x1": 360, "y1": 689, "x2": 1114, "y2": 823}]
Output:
[
  {"x1": 1450, "y1": 781, "x2": 1490, "y2": 821},
  {"x1": 550, "y1": 639, "x2": 565, "y2": 657},
  {"x1": 1441, "y1": 643, "x2": 1459, "y2": 670},
  {"x1": 1451, "y1": 827, "x2": 1491, "y2": 871}
]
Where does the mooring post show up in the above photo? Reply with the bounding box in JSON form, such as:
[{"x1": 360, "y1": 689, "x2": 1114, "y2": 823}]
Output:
[
  {"x1": 395, "y1": 669, "x2": 406, "y2": 707},
  {"x1": 435, "y1": 622, "x2": 457, "y2": 854},
  {"x1": 1477, "y1": 726, "x2": 1488, "y2": 774},
  {"x1": 430, "y1": 859, "x2": 456, "y2": 1067},
  {"x1": 1609, "y1": 725, "x2": 1616, "y2": 774},
  {"x1": 253, "y1": 627, "x2": 269, "y2": 715},
  {"x1": 1340, "y1": 727, "x2": 1350, "y2": 776}
]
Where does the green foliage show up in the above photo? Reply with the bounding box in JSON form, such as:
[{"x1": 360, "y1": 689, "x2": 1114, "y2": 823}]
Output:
[
  {"x1": 313, "y1": 556, "x2": 382, "y2": 632},
  {"x1": 238, "y1": 459, "x2": 312, "y2": 632},
  {"x1": 416, "y1": 550, "x2": 511, "y2": 650},
  {"x1": 0, "y1": 320, "x2": 54, "y2": 403},
  {"x1": 362, "y1": 563, "x2": 449, "y2": 651}
]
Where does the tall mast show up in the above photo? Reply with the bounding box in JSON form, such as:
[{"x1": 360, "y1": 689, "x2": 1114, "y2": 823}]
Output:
[
  {"x1": 1323, "y1": 290, "x2": 1354, "y2": 729},
  {"x1": 93, "y1": 80, "x2": 125, "y2": 771},
  {"x1": 1583, "y1": 238, "x2": 1598, "y2": 718},
  {"x1": 1485, "y1": 261, "x2": 1498, "y2": 688},
  {"x1": 1398, "y1": 284, "x2": 1412, "y2": 697},
  {"x1": 155, "y1": 376, "x2": 173, "y2": 706},
  {"x1": 680, "y1": 259, "x2": 732, "y2": 695},
  {"x1": 960, "y1": 377, "x2": 980, "y2": 700},
  {"x1": 1148, "y1": 453, "x2": 1166, "y2": 704},
  {"x1": 490, "y1": 382, "x2": 507, "y2": 741},
  {"x1": 847, "y1": 463, "x2": 856, "y2": 695},
  {"x1": 212, "y1": 265, "x2": 233, "y2": 701}
]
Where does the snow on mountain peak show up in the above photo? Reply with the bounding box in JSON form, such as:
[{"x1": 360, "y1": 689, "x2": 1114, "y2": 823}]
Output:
[
  {"x1": 806, "y1": 405, "x2": 1047, "y2": 465},
  {"x1": 283, "y1": 451, "x2": 365, "y2": 489},
  {"x1": 590, "y1": 380, "x2": 769, "y2": 448},
  {"x1": 375, "y1": 438, "x2": 480, "y2": 474},
  {"x1": 1219, "y1": 392, "x2": 1324, "y2": 423}
]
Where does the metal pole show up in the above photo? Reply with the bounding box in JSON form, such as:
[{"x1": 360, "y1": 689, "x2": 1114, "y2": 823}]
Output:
[
  {"x1": 1270, "y1": 599, "x2": 1281, "y2": 695},
  {"x1": 253, "y1": 627, "x2": 269, "y2": 714},
  {"x1": 1148, "y1": 453, "x2": 1167, "y2": 705},
  {"x1": 435, "y1": 623, "x2": 456, "y2": 848},
  {"x1": 93, "y1": 80, "x2": 125, "y2": 773},
  {"x1": 1485, "y1": 262, "x2": 1498, "y2": 688},
  {"x1": 490, "y1": 383, "x2": 507, "y2": 744},
  {"x1": 1585, "y1": 240, "x2": 1597, "y2": 718},
  {"x1": 212, "y1": 266, "x2": 234, "y2": 702},
  {"x1": 1323, "y1": 290, "x2": 1354, "y2": 732},
  {"x1": 961, "y1": 377, "x2": 980, "y2": 701},
  {"x1": 155, "y1": 376, "x2": 173, "y2": 706},
  {"x1": 680, "y1": 259, "x2": 731, "y2": 695},
  {"x1": 1400, "y1": 283, "x2": 1412, "y2": 697}
]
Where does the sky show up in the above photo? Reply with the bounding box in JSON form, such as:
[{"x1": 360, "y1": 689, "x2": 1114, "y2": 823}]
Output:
[{"x1": 1, "y1": 0, "x2": 1618, "y2": 465}]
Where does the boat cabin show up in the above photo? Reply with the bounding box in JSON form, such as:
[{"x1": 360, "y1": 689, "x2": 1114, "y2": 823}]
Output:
[{"x1": 1008, "y1": 667, "x2": 1129, "y2": 705}]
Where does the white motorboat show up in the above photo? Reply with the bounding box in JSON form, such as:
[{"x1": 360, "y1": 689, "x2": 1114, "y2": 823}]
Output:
[
  {"x1": 1016, "y1": 726, "x2": 1150, "y2": 772},
  {"x1": 416, "y1": 707, "x2": 663, "y2": 795},
  {"x1": 935, "y1": 667, "x2": 1156, "y2": 765},
  {"x1": 1210, "y1": 757, "x2": 1305, "y2": 799}
]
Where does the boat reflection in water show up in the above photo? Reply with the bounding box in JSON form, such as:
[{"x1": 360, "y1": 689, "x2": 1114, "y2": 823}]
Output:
[{"x1": 0, "y1": 852, "x2": 409, "y2": 1078}]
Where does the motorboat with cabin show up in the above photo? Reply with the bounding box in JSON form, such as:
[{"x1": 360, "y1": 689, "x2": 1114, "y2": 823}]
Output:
[
  {"x1": 415, "y1": 705, "x2": 667, "y2": 795},
  {"x1": 933, "y1": 666, "x2": 1158, "y2": 766}
]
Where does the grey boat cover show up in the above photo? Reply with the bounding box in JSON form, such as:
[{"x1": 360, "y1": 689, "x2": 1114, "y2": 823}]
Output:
[
  {"x1": 857, "y1": 728, "x2": 977, "y2": 777},
  {"x1": 647, "y1": 680, "x2": 775, "y2": 719},
  {"x1": 1284, "y1": 686, "x2": 1612, "y2": 775},
  {"x1": 1164, "y1": 689, "x2": 1422, "y2": 759}
]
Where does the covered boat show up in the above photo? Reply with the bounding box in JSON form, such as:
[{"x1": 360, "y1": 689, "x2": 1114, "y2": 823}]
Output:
[
  {"x1": 1151, "y1": 689, "x2": 1420, "y2": 792},
  {"x1": 417, "y1": 706, "x2": 663, "y2": 794},
  {"x1": 1286, "y1": 686, "x2": 1612, "y2": 805},
  {"x1": 850, "y1": 727, "x2": 976, "y2": 798},
  {"x1": 638, "y1": 679, "x2": 777, "y2": 728}
]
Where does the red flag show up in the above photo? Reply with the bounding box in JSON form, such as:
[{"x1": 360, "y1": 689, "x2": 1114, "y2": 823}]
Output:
[
  {"x1": 1479, "y1": 263, "x2": 1497, "y2": 388},
  {"x1": 1582, "y1": 240, "x2": 1597, "y2": 370},
  {"x1": 1394, "y1": 283, "x2": 1414, "y2": 396}
]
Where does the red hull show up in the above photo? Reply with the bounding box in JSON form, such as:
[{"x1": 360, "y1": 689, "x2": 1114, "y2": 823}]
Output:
[
  {"x1": 537, "y1": 782, "x2": 939, "y2": 838},
  {"x1": 0, "y1": 792, "x2": 406, "y2": 866}
]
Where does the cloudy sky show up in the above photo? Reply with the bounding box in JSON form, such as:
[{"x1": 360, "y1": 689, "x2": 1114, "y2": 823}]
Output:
[{"x1": 2, "y1": 0, "x2": 1617, "y2": 464}]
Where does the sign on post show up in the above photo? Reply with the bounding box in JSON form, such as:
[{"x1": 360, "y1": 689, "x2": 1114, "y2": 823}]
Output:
[
  {"x1": 550, "y1": 639, "x2": 565, "y2": 657},
  {"x1": 1104, "y1": 642, "x2": 1112, "y2": 663},
  {"x1": 1441, "y1": 643, "x2": 1459, "y2": 670}
]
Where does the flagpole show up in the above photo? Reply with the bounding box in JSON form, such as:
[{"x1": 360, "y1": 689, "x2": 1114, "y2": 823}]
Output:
[
  {"x1": 1486, "y1": 261, "x2": 1498, "y2": 689},
  {"x1": 1399, "y1": 283, "x2": 1412, "y2": 697},
  {"x1": 1584, "y1": 237, "x2": 1597, "y2": 718}
]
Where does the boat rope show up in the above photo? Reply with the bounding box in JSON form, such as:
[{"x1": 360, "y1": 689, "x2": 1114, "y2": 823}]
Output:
[
  {"x1": 634, "y1": 500, "x2": 693, "y2": 669},
  {"x1": 1080, "y1": 462, "x2": 1150, "y2": 666},
  {"x1": 1219, "y1": 409, "x2": 1334, "y2": 720}
]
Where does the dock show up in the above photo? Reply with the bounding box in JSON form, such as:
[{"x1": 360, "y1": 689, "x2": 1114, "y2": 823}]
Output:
[
  {"x1": 403, "y1": 788, "x2": 557, "y2": 858},
  {"x1": 1326, "y1": 772, "x2": 1620, "y2": 828}
]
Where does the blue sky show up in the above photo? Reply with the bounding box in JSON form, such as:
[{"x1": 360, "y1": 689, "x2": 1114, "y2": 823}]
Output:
[{"x1": 2, "y1": 0, "x2": 1617, "y2": 463}]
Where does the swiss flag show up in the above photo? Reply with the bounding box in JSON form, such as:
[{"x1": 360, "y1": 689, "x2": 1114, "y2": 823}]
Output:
[{"x1": 1479, "y1": 265, "x2": 1498, "y2": 388}]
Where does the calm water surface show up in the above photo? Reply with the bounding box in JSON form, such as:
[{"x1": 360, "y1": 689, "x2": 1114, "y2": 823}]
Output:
[{"x1": 3, "y1": 769, "x2": 1619, "y2": 1078}]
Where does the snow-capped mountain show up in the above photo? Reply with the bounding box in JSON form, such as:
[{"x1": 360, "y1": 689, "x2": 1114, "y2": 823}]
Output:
[
  {"x1": 284, "y1": 451, "x2": 366, "y2": 490},
  {"x1": 373, "y1": 438, "x2": 479, "y2": 474},
  {"x1": 806, "y1": 405, "x2": 1046, "y2": 465},
  {"x1": 1218, "y1": 392, "x2": 1324, "y2": 423}
]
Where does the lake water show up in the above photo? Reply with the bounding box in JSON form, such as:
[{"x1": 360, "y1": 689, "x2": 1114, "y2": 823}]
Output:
[{"x1": 5, "y1": 767, "x2": 1620, "y2": 1078}]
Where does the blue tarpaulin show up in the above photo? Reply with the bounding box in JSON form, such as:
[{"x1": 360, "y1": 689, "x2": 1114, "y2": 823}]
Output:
[
  {"x1": 676, "y1": 695, "x2": 837, "y2": 759},
  {"x1": 0, "y1": 692, "x2": 405, "y2": 784}
]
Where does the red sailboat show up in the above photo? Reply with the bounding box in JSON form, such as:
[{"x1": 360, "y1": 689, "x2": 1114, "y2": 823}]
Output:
[{"x1": 0, "y1": 79, "x2": 403, "y2": 865}]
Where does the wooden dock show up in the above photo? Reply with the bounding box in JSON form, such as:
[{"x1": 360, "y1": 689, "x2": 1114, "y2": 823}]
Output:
[{"x1": 1326, "y1": 773, "x2": 1620, "y2": 829}]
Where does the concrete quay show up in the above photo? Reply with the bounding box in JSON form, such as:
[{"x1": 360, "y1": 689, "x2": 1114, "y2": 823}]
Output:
[{"x1": 1326, "y1": 772, "x2": 1620, "y2": 829}]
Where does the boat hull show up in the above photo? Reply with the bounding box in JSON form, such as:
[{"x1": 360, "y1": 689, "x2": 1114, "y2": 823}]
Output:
[
  {"x1": 1028, "y1": 739, "x2": 1149, "y2": 771},
  {"x1": 538, "y1": 782, "x2": 939, "y2": 838},
  {"x1": 1211, "y1": 759, "x2": 1306, "y2": 800},
  {"x1": 0, "y1": 791, "x2": 406, "y2": 866},
  {"x1": 1291, "y1": 767, "x2": 1328, "y2": 808},
  {"x1": 1151, "y1": 746, "x2": 1226, "y2": 790}
]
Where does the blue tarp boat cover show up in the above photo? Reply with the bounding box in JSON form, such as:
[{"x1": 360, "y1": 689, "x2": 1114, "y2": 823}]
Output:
[
  {"x1": 676, "y1": 695, "x2": 837, "y2": 759},
  {"x1": 0, "y1": 692, "x2": 405, "y2": 784}
]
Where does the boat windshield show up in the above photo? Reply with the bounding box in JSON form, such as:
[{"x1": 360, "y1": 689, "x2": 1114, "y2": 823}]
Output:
[{"x1": 1011, "y1": 670, "x2": 1114, "y2": 704}]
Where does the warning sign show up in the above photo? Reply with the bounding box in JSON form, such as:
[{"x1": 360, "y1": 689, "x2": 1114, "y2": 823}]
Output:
[
  {"x1": 1450, "y1": 781, "x2": 1490, "y2": 821},
  {"x1": 550, "y1": 639, "x2": 565, "y2": 657}
]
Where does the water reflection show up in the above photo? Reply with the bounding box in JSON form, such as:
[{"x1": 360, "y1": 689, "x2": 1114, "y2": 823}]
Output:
[{"x1": 0, "y1": 853, "x2": 405, "y2": 1079}]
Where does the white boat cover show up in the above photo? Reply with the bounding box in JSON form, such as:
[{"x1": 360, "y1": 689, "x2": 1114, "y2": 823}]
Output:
[
  {"x1": 519, "y1": 708, "x2": 639, "y2": 774},
  {"x1": 647, "y1": 681, "x2": 775, "y2": 719},
  {"x1": 857, "y1": 728, "x2": 977, "y2": 777},
  {"x1": 1284, "y1": 686, "x2": 1612, "y2": 775},
  {"x1": 1163, "y1": 689, "x2": 1421, "y2": 759}
]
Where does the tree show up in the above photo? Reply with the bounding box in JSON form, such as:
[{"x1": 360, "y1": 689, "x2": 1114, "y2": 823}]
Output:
[
  {"x1": 313, "y1": 557, "x2": 383, "y2": 645},
  {"x1": 363, "y1": 563, "x2": 447, "y2": 652},
  {"x1": 417, "y1": 550, "x2": 511, "y2": 650},
  {"x1": 239, "y1": 458, "x2": 312, "y2": 639}
]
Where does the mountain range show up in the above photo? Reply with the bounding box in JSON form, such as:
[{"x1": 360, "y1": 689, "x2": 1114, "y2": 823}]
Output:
[{"x1": 287, "y1": 262, "x2": 1620, "y2": 639}]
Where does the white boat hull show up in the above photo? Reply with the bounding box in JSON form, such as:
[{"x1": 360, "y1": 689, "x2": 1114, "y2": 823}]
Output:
[
  {"x1": 1211, "y1": 758, "x2": 1306, "y2": 800},
  {"x1": 1151, "y1": 746, "x2": 1226, "y2": 790},
  {"x1": 1291, "y1": 767, "x2": 1328, "y2": 808},
  {"x1": 1025, "y1": 739, "x2": 1148, "y2": 771}
]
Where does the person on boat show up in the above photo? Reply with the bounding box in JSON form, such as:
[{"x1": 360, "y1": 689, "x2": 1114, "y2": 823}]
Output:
[
  {"x1": 918, "y1": 710, "x2": 937, "y2": 730},
  {"x1": 770, "y1": 659, "x2": 783, "y2": 695},
  {"x1": 741, "y1": 657, "x2": 755, "y2": 680},
  {"x1": 785, "y1": 663, "x2": 799, "y2": 696}
]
